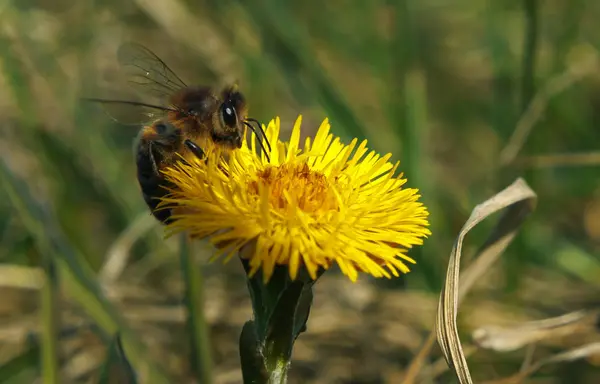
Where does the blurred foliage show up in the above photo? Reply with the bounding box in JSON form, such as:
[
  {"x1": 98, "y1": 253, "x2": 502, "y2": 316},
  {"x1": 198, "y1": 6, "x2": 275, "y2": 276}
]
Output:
[{"x1": 0, "y1": 0, "x2": 600, "y2": 383}]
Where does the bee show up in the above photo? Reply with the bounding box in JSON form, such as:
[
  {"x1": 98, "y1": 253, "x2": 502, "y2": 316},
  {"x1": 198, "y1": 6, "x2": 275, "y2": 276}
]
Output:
[{"x1": 84, "y1": 43, "x2": 270, "y2": 224}]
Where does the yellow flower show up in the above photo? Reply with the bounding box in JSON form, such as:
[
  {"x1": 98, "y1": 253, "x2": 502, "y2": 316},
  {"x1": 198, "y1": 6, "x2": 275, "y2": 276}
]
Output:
[{"x1": 161, "y1": 116, "x2": 431, "y2": 283}]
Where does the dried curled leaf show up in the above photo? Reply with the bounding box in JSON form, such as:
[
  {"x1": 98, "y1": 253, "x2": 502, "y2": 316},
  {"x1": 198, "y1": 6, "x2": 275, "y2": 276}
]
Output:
[
  {"x1": 472, "y1": 309, "x2": 599, "y2": 352},
  {"x1": 482, "y1": 343, "x2": 600, "y2": 384},
  {"x1": 436, "y1": 178, "x2": 538, "y2": 384}
]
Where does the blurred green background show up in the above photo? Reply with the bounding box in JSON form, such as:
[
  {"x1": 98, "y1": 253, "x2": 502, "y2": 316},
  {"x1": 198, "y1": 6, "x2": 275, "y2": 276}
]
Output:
[{"x1": 1, "y1": 0, "x2": 600, "y2": 383}]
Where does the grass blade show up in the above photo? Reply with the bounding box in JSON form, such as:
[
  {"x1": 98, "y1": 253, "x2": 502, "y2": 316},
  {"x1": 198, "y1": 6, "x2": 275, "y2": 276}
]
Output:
[
  {"x1": 0, "y1": 159, "x2": 171, "y2": 384},
  {"x1": 499, "y1": 51, "x2": 599, "y2": 166},
  {"x1": 241, "y1": 1, "x2": 366, "y2": 142},
  {"x1": 520, "y1": 0, "x2": 539, "y2": 113},
  {"x1": 179, "y1": 234, "x2": 213, "y2": 384},
  {"x1": 97, "y1": 333, "x2": 138, "y2": 384},
  {"x1": 40, "y1": 257, "x2": 60, "y2": 384},
  {"x1": 0, "y1": 343, "x2": 40, "y2": 383}
]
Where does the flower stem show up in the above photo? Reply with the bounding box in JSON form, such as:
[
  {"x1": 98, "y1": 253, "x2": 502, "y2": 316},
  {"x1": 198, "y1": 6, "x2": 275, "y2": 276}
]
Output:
[{"x1": 239, "y1": 264, "x2": 317, "y2": 384}]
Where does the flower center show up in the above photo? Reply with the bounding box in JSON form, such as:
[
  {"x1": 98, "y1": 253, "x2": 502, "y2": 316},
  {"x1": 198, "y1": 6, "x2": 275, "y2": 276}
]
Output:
[{"x1": 249, "y1": 163, "x2": 339, "y2": 213}]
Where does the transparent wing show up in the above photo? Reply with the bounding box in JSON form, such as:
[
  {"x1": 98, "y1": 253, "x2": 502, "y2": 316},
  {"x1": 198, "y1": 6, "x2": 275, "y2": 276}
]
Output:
[
  {"x1": 117, "y1": 42, "x2": 188, "y2": 100},
  {"x1": 82, "y1": 43, "x2": 187, "y2": 126},
  {"x1": 82, "y1": 98, "x2": 175, "y2": 126}
]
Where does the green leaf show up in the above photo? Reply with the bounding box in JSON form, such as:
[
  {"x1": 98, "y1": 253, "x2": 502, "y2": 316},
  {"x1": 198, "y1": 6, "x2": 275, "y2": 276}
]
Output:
[
  {"x1": 239, "y1": 321, "x2": 268, "y2": 384},
  {"x1": 241, "y1": 260, "x2": 287, "y2": 341},
  {"x1": 264, "y1": 281, "x2": 304, "y2": 369},
  {"x1": 292, "y1": 285, "x2": 313, "y2": 340}
]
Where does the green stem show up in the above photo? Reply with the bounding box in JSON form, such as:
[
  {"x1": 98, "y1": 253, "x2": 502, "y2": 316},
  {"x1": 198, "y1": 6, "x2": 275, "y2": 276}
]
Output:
[
  {"x1": 239, "y1": 266, "x2": 316, "y2": 384},
  {"x1": 267, "y1": 360, "x2": 289, "y2": 384}
]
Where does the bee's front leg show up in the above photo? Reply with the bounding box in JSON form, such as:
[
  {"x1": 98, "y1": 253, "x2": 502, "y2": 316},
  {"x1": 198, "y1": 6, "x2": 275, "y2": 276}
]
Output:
[{"x1": 184, "y1": 139, "x2": 207, "y2": 164}]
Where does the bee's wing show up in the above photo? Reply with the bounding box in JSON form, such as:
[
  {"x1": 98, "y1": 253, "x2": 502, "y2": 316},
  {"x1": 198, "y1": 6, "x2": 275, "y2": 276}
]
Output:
[
  {"x1": 117, "y1": 42, "x2": 188, "y2": 101},
  {"x1": 82, "y1": 98, "x2": 173, "y2": 126}
]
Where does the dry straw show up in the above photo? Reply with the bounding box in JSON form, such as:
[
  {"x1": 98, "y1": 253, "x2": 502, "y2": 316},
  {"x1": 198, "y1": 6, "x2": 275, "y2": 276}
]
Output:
[{"x1": 436, "y1": 178, "x2": 537, "y2": 383}]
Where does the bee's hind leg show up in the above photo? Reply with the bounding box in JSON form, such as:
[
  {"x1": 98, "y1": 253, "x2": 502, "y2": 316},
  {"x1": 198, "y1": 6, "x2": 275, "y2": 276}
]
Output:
[{"x1": 148, "y1": 141, "x2": 161, "y2": 175}]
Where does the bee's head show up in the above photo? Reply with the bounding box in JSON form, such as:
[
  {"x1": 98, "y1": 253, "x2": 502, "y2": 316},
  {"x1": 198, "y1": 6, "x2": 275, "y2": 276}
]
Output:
[
  {"x1": 206, "y1": 85, "x2": 247, "y2": 149},
  {"x1": 175, "y1": 85, "x2": 269, "y2": 158}
]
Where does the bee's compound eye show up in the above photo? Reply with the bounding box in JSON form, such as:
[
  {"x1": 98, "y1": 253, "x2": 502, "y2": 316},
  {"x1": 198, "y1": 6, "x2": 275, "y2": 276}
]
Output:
[{"x1": 220, "y1": 102, "x2": 237, "y2": 128}]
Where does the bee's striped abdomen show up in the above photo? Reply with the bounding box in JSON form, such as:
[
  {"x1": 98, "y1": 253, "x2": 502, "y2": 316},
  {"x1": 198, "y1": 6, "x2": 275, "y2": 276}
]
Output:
[{"x1": 135, "y1": 140, "x2": 175, "y2": 224}]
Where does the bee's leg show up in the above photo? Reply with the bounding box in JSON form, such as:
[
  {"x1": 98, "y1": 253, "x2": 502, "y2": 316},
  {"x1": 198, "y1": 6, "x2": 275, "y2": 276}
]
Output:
[
  {"x1": 148, "y1": 141, "x2": 160, "y2": 175},
  {"x1": 184, "y1": 139, "x2": 207, "y2": 163}
]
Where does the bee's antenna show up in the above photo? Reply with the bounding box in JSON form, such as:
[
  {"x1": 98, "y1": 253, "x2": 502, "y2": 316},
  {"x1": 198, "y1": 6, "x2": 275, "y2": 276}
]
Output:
[
  {"x1": 245, "y1": 118, "x2": 271, "y2": 152},
  {"x1": 243, "y1": 121, "x2": 271, "y2": 162}
]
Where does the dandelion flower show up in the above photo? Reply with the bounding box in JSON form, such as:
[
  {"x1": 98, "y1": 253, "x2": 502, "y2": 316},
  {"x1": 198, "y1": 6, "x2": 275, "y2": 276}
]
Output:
[{"x1": 161, "y1": 116, "x2": 431, "y2": 283}]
